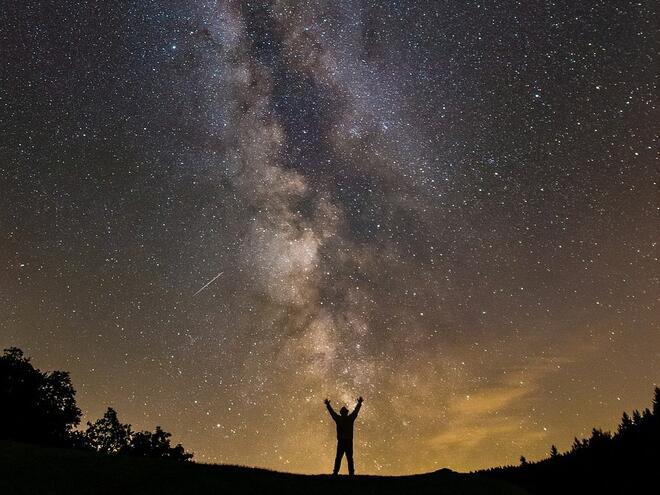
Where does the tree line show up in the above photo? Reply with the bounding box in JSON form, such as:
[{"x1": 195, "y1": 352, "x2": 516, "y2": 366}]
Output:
[
  {"x1": 0, "y1": 347, "x2": 192, "y2": 461},
  {"x1": 481, "y1": 386, "x2": 660, "y2": 493}
]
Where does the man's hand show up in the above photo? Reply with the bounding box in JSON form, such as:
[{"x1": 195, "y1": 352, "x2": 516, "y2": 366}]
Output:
[
  {"x1": 324, "y1": 398, "x2": 330, "y2": 405},
  {"x1": 357, "y1": 396, "x2": 364, "y2": 403}
]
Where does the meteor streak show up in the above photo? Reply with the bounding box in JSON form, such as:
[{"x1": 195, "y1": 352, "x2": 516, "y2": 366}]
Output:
[{"x1": 192, "y1": 271, "x2": 224, "y2": 297}]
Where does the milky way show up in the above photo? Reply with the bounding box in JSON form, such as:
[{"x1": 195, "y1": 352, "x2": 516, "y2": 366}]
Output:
[{"x1": 1, "y1": 1, "x2": 657, "y2": 474}]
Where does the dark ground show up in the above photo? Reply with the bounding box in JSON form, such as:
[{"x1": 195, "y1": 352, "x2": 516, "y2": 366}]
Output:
[{"x1": 0, "y1": 440, "x2": 530, "y2": 495}]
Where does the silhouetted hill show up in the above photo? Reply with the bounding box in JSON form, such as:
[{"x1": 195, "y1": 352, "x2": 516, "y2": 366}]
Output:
[
  {"x1": 481, "y1": 387, "x2": 660, "y2": 494},
  {"x1": 0, "y1": 440, "x2": 529, "y2": 495},
  {"x1": 481, "y1": 434, "x2": 657, "y2": 495}
]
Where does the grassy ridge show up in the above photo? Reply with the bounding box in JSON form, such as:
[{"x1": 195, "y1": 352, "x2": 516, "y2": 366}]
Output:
[{"x1": 0, "y1": 441, "x2": 529, "y2": 495}]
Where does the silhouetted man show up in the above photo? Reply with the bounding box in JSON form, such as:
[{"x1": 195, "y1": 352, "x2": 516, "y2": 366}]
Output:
[{"x1": 324, "y1": 396, "x2": 363, "y2": 475}]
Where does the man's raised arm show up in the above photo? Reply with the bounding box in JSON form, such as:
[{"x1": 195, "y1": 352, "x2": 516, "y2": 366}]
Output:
[
  {"x1": 350, "y1": 396, "x2": 363, "y2": 418},
  {"x1": 324, "y1": 398, "x2": 339, "y2": 420}
]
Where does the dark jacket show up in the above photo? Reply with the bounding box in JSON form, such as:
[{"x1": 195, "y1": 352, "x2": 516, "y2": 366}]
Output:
[{"x1": 326, "y1": 402, "x2": 361, "y2": 443}]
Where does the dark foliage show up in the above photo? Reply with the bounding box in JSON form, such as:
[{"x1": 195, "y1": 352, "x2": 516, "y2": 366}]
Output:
[
  {"x1": 0, "y1": 347, "x2": 81, "y2": 446},
  {"x1": 84, "y1": 407, "x2": 192, "y2": 461},
  {"x1": 84, "y1": 407, "x2": 133, "y2": 455},
  {"x1": 130, "y1": 426, "x2": 192, "y2": 461},
  {"x1": 0, "y1": 348, "x2": 191, "y2": 461},
  {"x1": 481, "y1": 387, "x2": 660, "y2": 494}
]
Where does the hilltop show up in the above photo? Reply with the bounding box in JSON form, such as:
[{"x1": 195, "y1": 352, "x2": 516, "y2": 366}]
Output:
[{"x1": 0, "y1": 440, "x2": 528, "y2": 495}]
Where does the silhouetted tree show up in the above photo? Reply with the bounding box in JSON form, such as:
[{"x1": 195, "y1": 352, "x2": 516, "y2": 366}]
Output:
[
  {"x1": 571, "y1": 437, "x2": 587, "y2": 452},
  {"x1": 631, "y1": 409, "x2": 642, "y2": 426},
  {"x1": 642, "y1": 408, "x2": 652, "y2": 422},
  {"x1": 130, "y1": 426, "x2": 193, "y2": 461},
  {"x1": 550, "y1": 445, "x2": 558, "y2": 458},
  {"x1": 0, "y1": 347, "x2": 81, "y2": 446},
  {"x1": 618, "y1": 411, "x2": 633, "y2": 434},
  {"x1": 84, "y1": 408, "x2": 192, "y2": 461},
  {"x1": 653, "y1": 386, "x2": 660, "y2": 416},
  {"x1": 587, "y1": 428, "x2": 611, "y2": 449},
  {"x1": 84, "y1": 407, "x2": 132, "y2": 454},
  {"x1": 519, "y1": 456, "x2": 527, "y2": 466}
]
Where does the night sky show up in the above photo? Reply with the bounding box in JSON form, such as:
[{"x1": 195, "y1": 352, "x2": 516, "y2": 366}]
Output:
[{"x1": 1, "y1": 1, "x2": 658, "y2": 474}]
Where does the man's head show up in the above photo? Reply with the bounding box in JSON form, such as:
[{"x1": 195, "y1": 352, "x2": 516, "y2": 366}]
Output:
[{"x1": 340, "y1": 406, "x2": 349, "y2": 416}]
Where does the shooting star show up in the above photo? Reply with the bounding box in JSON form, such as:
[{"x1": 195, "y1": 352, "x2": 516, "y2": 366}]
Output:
[{"x1": 192, "y1": 271, "x2": 224, "y2": 297}]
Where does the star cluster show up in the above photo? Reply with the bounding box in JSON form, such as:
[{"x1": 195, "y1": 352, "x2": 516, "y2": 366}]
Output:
[{"x1": 1, "y1": 1, "x2": 657, "y2": 474}]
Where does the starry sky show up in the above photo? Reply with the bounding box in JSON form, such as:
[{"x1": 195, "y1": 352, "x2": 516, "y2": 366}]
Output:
[{"x1": 1, "y1": 0, "x2": 658, "y2": 475}]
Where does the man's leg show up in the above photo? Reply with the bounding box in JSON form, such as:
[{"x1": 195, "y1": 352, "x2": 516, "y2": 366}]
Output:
[
  {"x1": 333, "y1": 443, "x2": 344, "y2": 475},
  {"x1": 346, "y1": 444, "x2": 354, "y2": 476}
]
